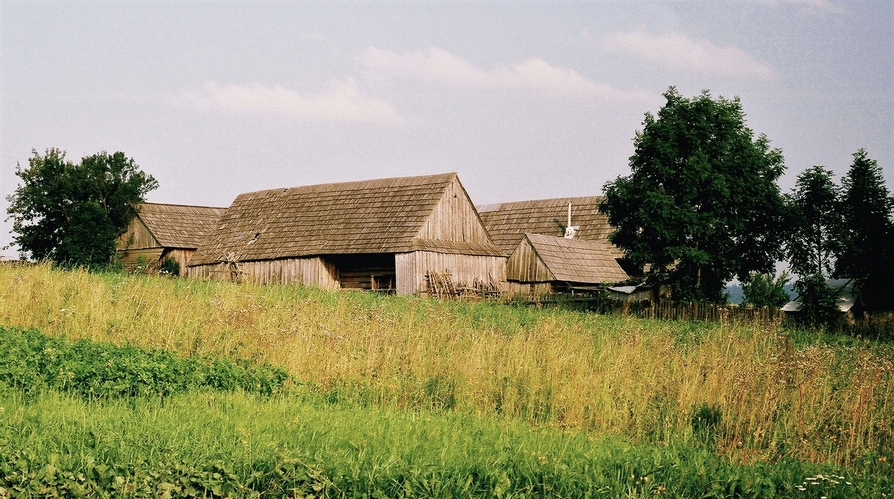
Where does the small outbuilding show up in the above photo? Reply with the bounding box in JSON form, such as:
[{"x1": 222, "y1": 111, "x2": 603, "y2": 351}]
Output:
[
  {"x1": 506, "y1": 233, "x2": 630, "y2": 295},
  {"x1": 116, "y1": 202, "x2": 228, "y2": 274},
  {"x1": 187, "y1": 173, "x2": 506, "y2": 295},
  {"x1": 478, "y1": 197, "x2": 638, "y2": 297},
  {"x1": 477, "y1": 196, "x2": 622, "y2": 259}
]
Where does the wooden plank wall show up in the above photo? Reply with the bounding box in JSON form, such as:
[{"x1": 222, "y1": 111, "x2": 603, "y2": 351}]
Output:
[
  {"x1": 506, "y1": 238, "x2": 554, "y2": 283},
  {"x1": 188, "y1": 257, "x2": 339, "y2": 289},
  {"x1": 117, "y1": 248, "x2": 164, "y2": 271},
  {"x1": 418, "y1": 179, "x2": 493, "y2": 244},
  {"x1": 116, "y1": 217, "x2": 158, "y2": 250},
  {"x1": 162, "y1": 249, "x2": 193, "y2": 274},
  {"x1": 506, "y1": 281, "x2": 555, "y2": 298},
  {"x1": 397, "y1": 251, "x2": 506, "y2": 295}
]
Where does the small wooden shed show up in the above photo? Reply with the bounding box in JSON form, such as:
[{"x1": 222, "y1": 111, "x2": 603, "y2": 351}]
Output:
[
  {"x1": 477, "y1": 196, "x2": 623, "y2": 259},
  {"x1": 478, "y1": 196, "x2": 639, "y2": 296},
  {"x1": 116, "y1": 203, "x2": 227, "y2": 273},
  {"x1": 187, "y1": 173, "x2": 506, "y2": 295},
  {"x1": 506, "y1": 233, "x2": 630, "y2": 295}
]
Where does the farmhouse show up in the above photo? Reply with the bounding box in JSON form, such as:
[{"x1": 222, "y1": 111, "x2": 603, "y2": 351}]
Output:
[
  {"x1": 478, "y1": 197, "x2": 635, "y2": 296},
  {"x1": 116, "y1": 202, "x2": 228, "y2": 274},
  {"x1": 187, "y1": 173, "x2": 506, "y2": 295}
]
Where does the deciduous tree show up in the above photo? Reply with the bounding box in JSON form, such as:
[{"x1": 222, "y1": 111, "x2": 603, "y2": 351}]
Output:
[
  {"x1": 741, "y1": 271, "x2": 790, "y2": 309},
  {"x1": 6, "y1": 148, "x2": 158, "y2": 268},
  {"x1": 600, "y1": 88, "x2": 786, "y2": 303}
]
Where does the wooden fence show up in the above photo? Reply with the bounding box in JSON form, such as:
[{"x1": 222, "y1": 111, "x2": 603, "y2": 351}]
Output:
[
  {"x1": 622, "y1": 301, "x2": 784, "y2": 325},
  {"x1": 516, "y1": 294, "x2": 785, "y2": 326}
]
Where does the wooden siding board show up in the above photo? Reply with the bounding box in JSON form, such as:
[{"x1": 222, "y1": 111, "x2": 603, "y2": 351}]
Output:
[
  {"x1": 189, "y1": 252, "x2": 505, "y2": 296},
  {"x1": 117, "y1": 217, "x2": 160, "y2": 251},
  {"x1": 187, "y1": 257, "x2": 339, "y2": 288},
  {"x1": 163, "y1": 249, "x2": 194, "y2": 274},
  {"x1": 117, "y1": 248, "x2": 165, "y2": 271},
  {"x1": 507, "y1": 281, "x2": 554, "y2": 297},
  {"x1": 506, "y1": 237, "x2": 555, "y2": 282},
  {"x1": 399, "y1": 251, "x2": 506, "y2": 295},
  {"x1": 417, "y1": 179, "x2": 498, "y2": 246},
  {"x1": 395, "y1": 253, "x2": 417, "y2": 295}
]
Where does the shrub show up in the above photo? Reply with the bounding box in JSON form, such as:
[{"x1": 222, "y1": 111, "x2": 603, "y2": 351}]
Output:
[
  {"x1": 159, "y1": 257, "x2": 180, "y2": 276},
  {"x1": 742, "y1": 271, "x2": 791, "y2": 308},
  {"x1": 0, "y1": 326, "x2": 290, "y2": 399}
]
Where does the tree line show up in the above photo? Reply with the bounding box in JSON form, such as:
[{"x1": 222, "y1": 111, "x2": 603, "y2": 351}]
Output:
[{"x1": 600, "y1": 87, "x2": 893, "y2": 328}]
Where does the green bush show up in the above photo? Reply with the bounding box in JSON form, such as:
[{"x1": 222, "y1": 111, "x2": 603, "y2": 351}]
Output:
[
  {"x1": 0, "y1": 326, "x2": 290, "y2": 399},
  {"x1": 159, "y1": 257, "x2": 180, "y2": 276}
]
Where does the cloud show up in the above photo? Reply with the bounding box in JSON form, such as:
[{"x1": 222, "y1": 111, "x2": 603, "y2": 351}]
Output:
[
  {"x1": 602, "y1": 30, "x2": 776, "y2": 80},
  {"x1": 179, "y1": 80, "x2": 403, "y2": 124},
  {"x1": 360, "y1": 47, "x2": 656, "y2": 103}
]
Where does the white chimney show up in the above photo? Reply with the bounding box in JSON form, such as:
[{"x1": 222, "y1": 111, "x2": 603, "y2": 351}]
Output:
[{"x1": 564, "y1": 202, "x2": 579, "y2": 239}]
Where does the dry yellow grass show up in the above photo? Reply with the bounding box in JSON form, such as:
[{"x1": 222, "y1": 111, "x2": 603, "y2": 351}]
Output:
[{"x1": 2, "y1": 262, "x2": 892, "y2": 467}]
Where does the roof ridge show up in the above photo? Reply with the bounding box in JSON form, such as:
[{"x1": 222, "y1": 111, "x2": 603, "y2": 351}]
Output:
[
  {"x1": 232, "y1": 172, "x2": 458, "y2": 199},
  {"x1": 139, "y1": 202, "x2": 228, "y2": 210},
  {"x1": 476, "y1": 195, "x2": 603, "y2": 213}
]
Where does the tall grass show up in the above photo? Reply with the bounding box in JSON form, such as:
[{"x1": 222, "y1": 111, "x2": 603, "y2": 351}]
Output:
[{"x1": 2, "y1": 263, "x2": 892, "y2": 469}]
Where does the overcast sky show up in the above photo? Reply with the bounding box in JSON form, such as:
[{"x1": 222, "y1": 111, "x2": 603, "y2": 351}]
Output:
[{"x1": 2, "y1": 0, "x2": 892, "y2": 259}]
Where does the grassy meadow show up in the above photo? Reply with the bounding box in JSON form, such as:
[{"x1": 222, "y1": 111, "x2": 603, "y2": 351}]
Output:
[{"x1": 1, "y1": 262, "x2": 892, "y2": 497}]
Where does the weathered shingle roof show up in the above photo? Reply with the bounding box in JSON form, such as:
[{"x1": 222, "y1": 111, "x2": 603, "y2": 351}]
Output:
[
  {"x1": 136, "y1": 203, "x2": 228, "y2": 249},
  {"x1": 523, "y1": 233, "x2": 629, "y2": 284},
  {"x1": 190, "y1": 172, "x2": 502, "y2": 266},
  {"x1": 477, "y1": 196, "x2": 620, "y2": 257}
]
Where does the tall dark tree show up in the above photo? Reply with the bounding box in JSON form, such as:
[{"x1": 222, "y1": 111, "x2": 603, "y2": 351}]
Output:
[
  {"x1": 785, "y1": 166, "x2": 842, "y2": 329},
  {"x1": 6, "y1": 148, "x2": 158, "y2": 268},
  {"x1": 785, "y1": 166, "x2": 839, "y2": 278},
  {"x1": 835, "y1": 149, "x2": 894, "y2": 311},
  {"x1": 600, "y1": 88, "x2": 786, "y2": 303}
]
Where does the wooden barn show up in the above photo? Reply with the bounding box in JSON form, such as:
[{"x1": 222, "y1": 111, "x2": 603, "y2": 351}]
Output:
[
  {"x1": 116, "y1": 203, "x2": 228, "y2": 274},
  {"x1": 506, "y1": 233, "x2": 630, "y2": 295},
  {"x1": 478, "y1": 197, "x2": 637, "y2": 296},
  {"x1": 187, "y1": 173, "x2": 506, "y2": 295}
]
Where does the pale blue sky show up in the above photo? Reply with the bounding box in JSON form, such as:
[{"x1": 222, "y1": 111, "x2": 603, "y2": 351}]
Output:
[{"x1": 2, "y1": 0, "x2": 892, "y2": 259}]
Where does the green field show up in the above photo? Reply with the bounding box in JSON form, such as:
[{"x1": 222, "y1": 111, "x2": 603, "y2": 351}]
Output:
[{"x1": 1, "y1": 263, "x2": 891, "y2": 497}]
